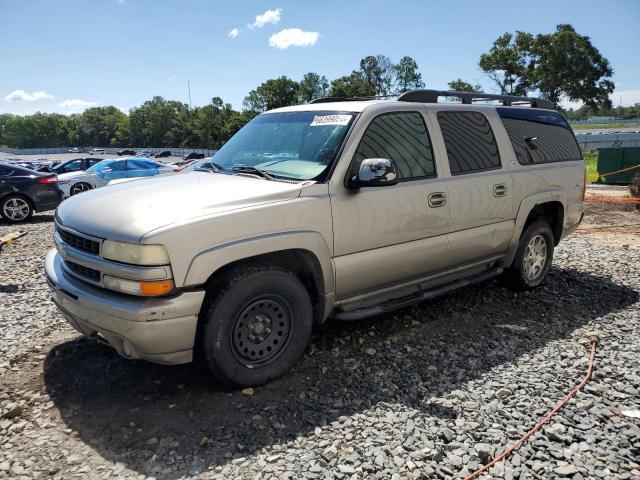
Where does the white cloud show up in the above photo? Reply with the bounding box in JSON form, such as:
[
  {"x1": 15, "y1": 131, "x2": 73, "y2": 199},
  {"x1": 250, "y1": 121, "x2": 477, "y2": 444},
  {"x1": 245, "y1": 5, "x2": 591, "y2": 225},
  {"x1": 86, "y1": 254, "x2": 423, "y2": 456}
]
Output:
[
  {"x1": 228, "y1": 27, "x2": 239, "y2": 39},
  {"x1": 58, "y1": 99, "x2": 98, "y2": 112},
  {"x1": 269, "y1": 28, "x2": 319, "y2": 49},
  {"x1": 168, "y1": 75, "x2": 177, "y2": 82},
  {"x1": 248, "y1": 8, "x2": 281, "y2": 29},
  {"x1": 4, "y1": 89, "x2": 54, "y2": 102}
]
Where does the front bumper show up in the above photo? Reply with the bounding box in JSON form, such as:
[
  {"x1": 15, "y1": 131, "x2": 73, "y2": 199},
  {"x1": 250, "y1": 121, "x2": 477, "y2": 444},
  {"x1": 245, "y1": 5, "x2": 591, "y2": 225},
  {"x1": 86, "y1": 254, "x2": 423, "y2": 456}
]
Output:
[{"x1": 44, "y1": 249, "x2": 205, "y2": 364}]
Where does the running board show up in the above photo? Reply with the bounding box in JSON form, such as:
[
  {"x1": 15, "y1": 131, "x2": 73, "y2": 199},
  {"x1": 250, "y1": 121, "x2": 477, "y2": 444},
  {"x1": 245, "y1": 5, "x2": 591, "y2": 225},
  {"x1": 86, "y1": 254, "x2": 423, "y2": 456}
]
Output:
[{"x1": 333, "y1": 267, "x2": 503, "y2": 321}]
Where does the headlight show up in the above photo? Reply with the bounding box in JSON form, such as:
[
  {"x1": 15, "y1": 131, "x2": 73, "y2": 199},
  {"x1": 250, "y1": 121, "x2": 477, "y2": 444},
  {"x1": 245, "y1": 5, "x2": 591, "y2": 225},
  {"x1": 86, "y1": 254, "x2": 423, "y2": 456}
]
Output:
[
  {"x1": 102, "y1": 240, "x2": 170, "y2": 266},
  {"x1": 103, "y1": 275, "x2": 174, "y2": 296}
]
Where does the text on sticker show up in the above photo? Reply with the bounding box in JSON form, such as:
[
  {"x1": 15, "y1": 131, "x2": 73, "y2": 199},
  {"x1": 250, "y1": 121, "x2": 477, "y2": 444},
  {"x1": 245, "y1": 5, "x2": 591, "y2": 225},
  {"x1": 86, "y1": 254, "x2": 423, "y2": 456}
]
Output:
[{"x1": 310, "y1": 115, "x2": 352, "y2": 126}]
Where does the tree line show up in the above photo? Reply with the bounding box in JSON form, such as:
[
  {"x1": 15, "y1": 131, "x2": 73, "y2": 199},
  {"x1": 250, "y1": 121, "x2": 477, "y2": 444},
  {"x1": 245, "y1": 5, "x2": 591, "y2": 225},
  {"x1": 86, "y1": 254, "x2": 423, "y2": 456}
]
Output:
[{"x1": 0, "y1": 24, "x2": 631, "y2": 149}]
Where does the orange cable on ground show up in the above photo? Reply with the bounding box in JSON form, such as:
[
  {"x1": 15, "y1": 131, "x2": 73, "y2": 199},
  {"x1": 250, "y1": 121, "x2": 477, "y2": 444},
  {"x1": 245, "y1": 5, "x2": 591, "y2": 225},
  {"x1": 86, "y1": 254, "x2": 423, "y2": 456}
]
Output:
[
  {"x1": 462, "y1": 337, "x2": 598, "y2": 480},
  {"x1": 597, "y1": 163, "x2": 640, "y2": 179},
  {"x1": 583, "y1": 197, "x2": 640, "y2": 205}
]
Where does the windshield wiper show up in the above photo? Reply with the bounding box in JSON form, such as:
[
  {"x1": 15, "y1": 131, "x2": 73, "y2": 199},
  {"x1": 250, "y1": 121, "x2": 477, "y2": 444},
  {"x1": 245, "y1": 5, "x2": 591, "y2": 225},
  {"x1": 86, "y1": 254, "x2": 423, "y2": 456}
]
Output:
[
  {"x1": 195, "y1": 162, "x2": 225, "y2": 173},
  {"x1": 231, "y1": 165, "x2": 276, "y2": 181}
]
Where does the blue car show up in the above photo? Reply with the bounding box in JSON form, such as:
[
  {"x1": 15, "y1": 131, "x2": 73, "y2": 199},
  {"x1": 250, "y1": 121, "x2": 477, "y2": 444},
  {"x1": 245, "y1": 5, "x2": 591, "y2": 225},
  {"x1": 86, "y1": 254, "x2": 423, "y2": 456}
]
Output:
[{"x1": 57, "y1": 157, "x2": 176, "y2": 197}]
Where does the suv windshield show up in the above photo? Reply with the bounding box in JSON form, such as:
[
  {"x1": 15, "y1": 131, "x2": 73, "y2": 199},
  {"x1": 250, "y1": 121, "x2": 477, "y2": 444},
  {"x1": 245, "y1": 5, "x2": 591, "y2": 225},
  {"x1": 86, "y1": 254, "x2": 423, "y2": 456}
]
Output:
[{"x1": 208, "y1": 111, "x2": 356, "y2": 181}]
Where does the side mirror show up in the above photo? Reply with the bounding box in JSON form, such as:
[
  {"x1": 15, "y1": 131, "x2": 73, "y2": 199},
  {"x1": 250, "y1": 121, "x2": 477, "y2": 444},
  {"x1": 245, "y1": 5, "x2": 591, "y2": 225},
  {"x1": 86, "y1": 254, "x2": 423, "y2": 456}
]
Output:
[{"x1": 348, "y1": 158, "x2": 398, "y2": 188}]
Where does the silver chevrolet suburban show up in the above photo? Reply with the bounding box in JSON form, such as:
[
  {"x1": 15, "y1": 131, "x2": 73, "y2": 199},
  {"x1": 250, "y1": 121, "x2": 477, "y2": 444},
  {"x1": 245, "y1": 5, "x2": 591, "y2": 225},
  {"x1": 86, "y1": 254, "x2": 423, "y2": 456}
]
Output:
[{"x1": 45, "y1": 90, "x2": 585, "y2": 387}]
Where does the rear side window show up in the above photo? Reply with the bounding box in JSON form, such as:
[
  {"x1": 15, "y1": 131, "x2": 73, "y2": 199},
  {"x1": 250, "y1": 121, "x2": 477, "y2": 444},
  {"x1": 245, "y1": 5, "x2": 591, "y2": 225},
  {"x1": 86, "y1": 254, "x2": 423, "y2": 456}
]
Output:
[
  {"x1": 353, "y1": 112, "x2": 436, "y2": 180},
  {"x1": 0, "y1": 165, "x2": 13, "y2": 176},
  {"x1": 436, "y1": 111, "x2": 501, "y2": 175},
  {"x1": 497, "y1": 108, "x2": 581, "y2": 164}
]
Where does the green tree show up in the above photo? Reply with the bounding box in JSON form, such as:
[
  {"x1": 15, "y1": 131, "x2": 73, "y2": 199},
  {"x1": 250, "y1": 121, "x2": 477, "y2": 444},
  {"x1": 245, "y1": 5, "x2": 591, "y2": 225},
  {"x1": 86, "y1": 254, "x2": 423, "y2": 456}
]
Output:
[
  {"x1": 328, "y1": 74, "x2": 375, "y2": 97},
  {"x1": 79, "y1": 106, "x2": 129, "y2": 146},
  {"x1": 358, "y1": 55, "x2": 394, "y2": 95},
  {"x1": 447, "y1": 78, "x2": 482, "y2": 93},
  {"x1": 298, "y1": 72, "x2": 329, "y2": 103},
  {"x1": 128, "y1": 97, "x2": 190, "y2": 146},
  {"x1": 530, "y1": 24, "x2": 614, "y2": 108},
  {"x1": 243, "y1": 76, "x2": 300, "y2": 112},
  {"x1": 394, "y1": 56, "x2": 424, "y2": 93},
  {"x1": 480, "y1": 25, "x2": 614, "y2": 108},
  {"x1": 479, "y1": 31, "x2": 535, "y2": 96}
]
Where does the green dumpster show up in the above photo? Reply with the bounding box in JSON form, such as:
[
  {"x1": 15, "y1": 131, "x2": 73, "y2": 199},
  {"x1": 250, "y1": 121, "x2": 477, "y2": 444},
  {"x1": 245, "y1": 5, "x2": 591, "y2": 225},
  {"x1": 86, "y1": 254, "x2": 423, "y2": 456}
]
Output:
[{"x1": 597, "y1": 147, "x2": 640, "y2": 184}]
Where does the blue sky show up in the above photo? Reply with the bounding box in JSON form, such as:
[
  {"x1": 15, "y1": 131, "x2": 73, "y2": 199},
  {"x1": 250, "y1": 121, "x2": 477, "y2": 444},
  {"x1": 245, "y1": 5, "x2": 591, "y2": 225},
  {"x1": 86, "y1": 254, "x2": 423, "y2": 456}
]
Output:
[{"x1": 1, "y1": 0, "x2": 639, "y2": 115}]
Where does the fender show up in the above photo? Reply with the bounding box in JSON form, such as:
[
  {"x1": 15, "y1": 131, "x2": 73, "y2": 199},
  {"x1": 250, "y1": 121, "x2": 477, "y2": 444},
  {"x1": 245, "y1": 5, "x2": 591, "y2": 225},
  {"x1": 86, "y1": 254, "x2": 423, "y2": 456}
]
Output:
[
  {"x1": 182, "y1": 230, "x2": 335, "y2": 293},
  {"x1": 502, "y1": 189, "x2": 567, "y2": 267}
]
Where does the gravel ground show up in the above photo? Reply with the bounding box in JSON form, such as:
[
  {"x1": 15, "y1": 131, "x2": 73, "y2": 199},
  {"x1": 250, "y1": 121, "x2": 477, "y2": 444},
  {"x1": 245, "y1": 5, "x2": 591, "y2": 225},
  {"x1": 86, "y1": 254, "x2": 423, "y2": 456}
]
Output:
[{"x1": 1, "y1": 197, "x2": 639, "y2": 480}]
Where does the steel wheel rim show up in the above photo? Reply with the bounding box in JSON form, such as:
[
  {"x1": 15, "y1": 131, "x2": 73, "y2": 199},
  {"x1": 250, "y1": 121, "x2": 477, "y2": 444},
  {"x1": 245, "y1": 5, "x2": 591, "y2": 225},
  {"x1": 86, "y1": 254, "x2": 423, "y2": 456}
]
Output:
[
  {"x1": 3, "y1": 198, "x2": 30, "y2": 220},
  {"x1": 71, "y1": 183, "x2": 90, "y2": 195},
  {"x1": 523, "y1": 234, "x2": 548, "y2": 281},
  {"x1": 231, "y1": 296, "x2": 292, "y2": 366}
]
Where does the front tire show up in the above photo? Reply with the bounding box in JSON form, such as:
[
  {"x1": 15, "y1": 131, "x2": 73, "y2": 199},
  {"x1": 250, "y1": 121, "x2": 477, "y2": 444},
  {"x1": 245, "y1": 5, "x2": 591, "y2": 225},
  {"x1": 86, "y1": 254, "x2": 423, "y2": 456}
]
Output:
[
  {"x1": 501, "y1": 219, "x2": 554, "y2": 290},
  {"x1": 1, "y1": 195, "x2": 33, "y2": 223},
  {"x1": 198, "y1": 265, "x2": 313, "y2": 388}
]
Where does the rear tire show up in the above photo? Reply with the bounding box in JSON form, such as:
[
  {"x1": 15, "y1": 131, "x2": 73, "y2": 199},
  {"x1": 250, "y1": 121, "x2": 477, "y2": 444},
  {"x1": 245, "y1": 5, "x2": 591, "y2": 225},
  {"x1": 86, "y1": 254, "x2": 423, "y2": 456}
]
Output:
[
  {"x1": 70, "y1": 182, "x2": 92, "y2": 196},
  {"x1": 501, "y1": 220, "x2": 554, "y2": 291},
  {"x1": 198, "y1": 264, "x2": 313, "y2": 388},
  {"x1": 1, "y1": 195, "x2": 33, "y2": 223}
]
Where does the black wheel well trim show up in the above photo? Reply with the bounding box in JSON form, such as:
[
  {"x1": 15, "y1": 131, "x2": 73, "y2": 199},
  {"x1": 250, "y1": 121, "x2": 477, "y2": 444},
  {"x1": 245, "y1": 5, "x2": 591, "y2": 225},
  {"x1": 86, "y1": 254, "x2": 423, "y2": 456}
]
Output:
[
  {"x1": 523, "y1": 201, "x2": 564, "y2": 245},
  {"x1": 201, "y1": 248, "x2": 327, "y2": 324}
]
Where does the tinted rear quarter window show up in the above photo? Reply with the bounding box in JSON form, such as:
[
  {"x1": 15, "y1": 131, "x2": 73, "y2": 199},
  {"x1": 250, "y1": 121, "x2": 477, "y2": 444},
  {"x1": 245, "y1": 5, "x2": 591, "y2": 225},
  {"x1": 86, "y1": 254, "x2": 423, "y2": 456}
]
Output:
[
  {"x1": 436, "y1": 111, "x2": 501, "y2": 175},
  {"x1": 497, "y1": 108, "x2": 581, "y2": 164},
  {"x1": 353, "y1": 111, "x2": 436, "y2": 180}
]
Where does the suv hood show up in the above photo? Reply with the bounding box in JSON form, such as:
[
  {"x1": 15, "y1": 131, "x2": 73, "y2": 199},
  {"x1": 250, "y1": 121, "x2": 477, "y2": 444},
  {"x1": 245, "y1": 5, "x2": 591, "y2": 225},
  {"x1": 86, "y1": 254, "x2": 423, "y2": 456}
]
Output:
[{"x1": 56, "y1": 172, "x2": 303, "y2": 242}]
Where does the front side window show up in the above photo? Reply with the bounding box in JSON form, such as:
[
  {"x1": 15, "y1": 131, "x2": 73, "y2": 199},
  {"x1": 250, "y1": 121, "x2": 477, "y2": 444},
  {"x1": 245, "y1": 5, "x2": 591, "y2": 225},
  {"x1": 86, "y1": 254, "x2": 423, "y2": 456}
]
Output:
[
  {"x1": 437, "y1": 111, "x2": 501, "y2": 175},
  {"x1": 211, "y1": 111, "x2": 356, "y2": 181},
  {"x1": 353, "y1": 111, "x2": 435, "y2": 180}
]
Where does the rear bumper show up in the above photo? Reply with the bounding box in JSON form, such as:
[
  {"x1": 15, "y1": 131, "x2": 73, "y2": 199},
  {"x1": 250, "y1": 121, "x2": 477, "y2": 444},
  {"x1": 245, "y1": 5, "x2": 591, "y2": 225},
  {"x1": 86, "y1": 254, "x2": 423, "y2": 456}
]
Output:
[{"x1": 44, "y1": 249, "x2": 205, "y2": 365}]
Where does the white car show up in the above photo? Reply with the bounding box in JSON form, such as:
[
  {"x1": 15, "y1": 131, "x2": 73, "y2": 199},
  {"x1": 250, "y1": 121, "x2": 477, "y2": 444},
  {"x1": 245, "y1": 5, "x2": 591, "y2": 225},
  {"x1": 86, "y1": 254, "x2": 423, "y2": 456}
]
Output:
[
  {"x1": 57, "y1": 157, "x2": 176, "y2": 198},
  {"x1": 89, "y1": 148, "x2": 105, "y2": 154},
  {"x1": 68, "y1": 147, "x2": 82, "y2": 153}
]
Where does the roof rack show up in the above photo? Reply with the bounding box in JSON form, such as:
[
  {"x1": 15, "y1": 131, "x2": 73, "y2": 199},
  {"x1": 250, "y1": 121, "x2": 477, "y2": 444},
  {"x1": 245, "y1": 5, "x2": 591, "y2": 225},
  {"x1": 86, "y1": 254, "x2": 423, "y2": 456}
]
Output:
[
  {"x1": 309, "y1": 95, "x2": 384, "y2": 104},
  {"x1": 397, "y1": 89, "x2": 555, "y2": 110},
  {"x1": 309, "y1": 89, "x2": 555, "y2": 110}
]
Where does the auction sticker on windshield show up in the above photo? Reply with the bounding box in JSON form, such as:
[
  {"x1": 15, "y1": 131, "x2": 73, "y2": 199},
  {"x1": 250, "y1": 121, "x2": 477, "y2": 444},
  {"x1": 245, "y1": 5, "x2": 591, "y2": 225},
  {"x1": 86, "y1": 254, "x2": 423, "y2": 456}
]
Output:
[{"x1": 310, "y1": 115, "x2": 352, "y2": 126}]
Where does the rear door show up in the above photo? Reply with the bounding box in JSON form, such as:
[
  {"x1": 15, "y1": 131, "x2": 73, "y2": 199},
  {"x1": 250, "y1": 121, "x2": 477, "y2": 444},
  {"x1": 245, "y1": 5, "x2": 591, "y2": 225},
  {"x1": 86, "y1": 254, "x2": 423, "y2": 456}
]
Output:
[
  {"x1": 431, "y1": 109, "x2": 515, "y2": 266},
  {"x1": 330, "y1": 109, "x2": 450, "y2": 300}
]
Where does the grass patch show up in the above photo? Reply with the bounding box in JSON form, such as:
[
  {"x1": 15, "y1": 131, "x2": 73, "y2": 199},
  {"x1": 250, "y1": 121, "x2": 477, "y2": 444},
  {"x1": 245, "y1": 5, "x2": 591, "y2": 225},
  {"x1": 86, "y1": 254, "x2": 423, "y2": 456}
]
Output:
[
  {"x1": 583, "y1": 150, "x2": 599, "y2": 183},
  {"x1": 571, "y1": 123, "x2": 633, "y2": 130}
]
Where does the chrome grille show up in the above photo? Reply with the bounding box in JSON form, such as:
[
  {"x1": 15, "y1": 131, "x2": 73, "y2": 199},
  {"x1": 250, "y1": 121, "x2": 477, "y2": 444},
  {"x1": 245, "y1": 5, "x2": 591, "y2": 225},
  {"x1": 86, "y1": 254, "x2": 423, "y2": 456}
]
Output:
[{"x1": 57, "y1": 227, "x2": 100, "y2": 255}]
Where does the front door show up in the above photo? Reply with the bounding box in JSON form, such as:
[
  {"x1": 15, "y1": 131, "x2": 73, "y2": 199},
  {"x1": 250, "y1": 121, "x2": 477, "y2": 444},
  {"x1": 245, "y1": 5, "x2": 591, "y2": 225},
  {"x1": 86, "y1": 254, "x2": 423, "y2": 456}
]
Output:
[{"x1": 330, "y1": 110, "x2": 450, "y2": 300}]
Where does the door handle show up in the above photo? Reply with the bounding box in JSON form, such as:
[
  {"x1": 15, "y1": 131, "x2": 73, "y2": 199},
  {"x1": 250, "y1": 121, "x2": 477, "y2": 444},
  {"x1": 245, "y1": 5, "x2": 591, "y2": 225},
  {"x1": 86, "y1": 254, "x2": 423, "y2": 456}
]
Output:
[
  {"x1": 428, "y1": 192, "x2": 446, "y2": 208},
  {"x1": 493, "y1": 184, "x2": 507, "y2": 197}
]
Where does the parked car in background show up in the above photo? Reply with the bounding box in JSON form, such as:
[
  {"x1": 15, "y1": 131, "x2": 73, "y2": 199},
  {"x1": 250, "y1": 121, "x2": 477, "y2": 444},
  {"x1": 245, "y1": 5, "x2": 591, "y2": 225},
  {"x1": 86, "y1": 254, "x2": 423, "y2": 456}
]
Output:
[
  {"x1": 136, "y1": 150, "x2": 154, "y2": 157},
  {"x1": 89, "y1": 148, "x2": 105, "y2": 154},
  {"x1": 117, "y1": 149, "x2": 136, "y2": 156},
  {"x1": 0, "y1": 162, "x2": 61, "y2": 223},
  {"x1": 178, "y1": 157, "x2": 217, "y2": 173},
  {"x1": 68, "y1": 147, "x2": 82, "y2": 153},
  {"x1": 57, "y1": 157, "x2": 176, "y2": 198},
  {"x1": 37, "y1": 157, "x2": 100, "y2": 174},
  {"x1": 155, "y1": 150, "x2": 172, "y2": 158},
  {"x1": 183, "y1": 152, "x2": 205, "y2": 161}
]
